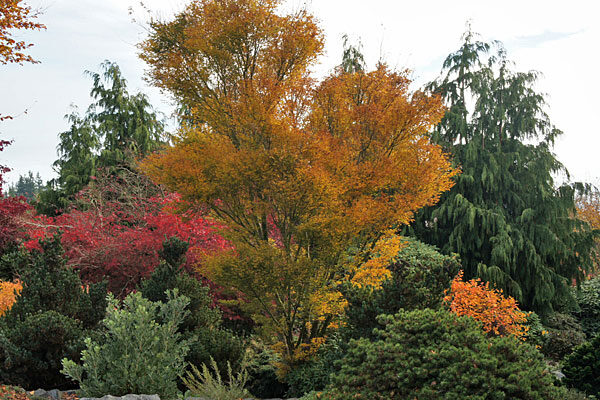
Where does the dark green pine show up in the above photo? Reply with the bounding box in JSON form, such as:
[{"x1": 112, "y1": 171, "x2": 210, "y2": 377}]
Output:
[{"x1": 409, "y1": 29, "x2": 596, "y2": 315}]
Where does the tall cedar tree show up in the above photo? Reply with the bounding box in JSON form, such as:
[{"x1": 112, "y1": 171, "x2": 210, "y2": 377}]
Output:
[
  {"x1": 409, "y1": 29, "x2": 596, "y2": 314},
  {"x1": 38, "y1": 61, "x2": 165, "y2": 215},
  {"x1": 139, "y1": 0, "x2": 457, "y2": 362}
]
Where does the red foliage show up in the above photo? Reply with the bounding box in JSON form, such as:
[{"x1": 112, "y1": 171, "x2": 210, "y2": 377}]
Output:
[
  {"x1": 0, "y1": 196, "x2": 32, "y2": 253},
  {"x1": 26, "y1": 193, "x2": 229, "y2": 297}
]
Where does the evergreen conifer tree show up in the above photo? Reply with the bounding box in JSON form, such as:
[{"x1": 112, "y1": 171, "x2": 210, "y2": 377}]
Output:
[
  {"x1": 409, "y1": 29, "x2": 596, "y2": 314},
  {"x1": 37, "y1": 61, "x2": 165, "y2": 215}
]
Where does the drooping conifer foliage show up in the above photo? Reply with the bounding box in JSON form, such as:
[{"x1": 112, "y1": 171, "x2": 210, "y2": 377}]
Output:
[
  {"x1": 38, "y1": 61, "x2": 165, "y2": 215},
  {"x1": 409, "y1": 29, "x2": 596, "y2": 314}
]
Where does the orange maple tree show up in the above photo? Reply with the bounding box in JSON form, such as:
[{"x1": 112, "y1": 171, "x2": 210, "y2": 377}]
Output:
[
  {"x1": 0, "y1": 0, "x2": 45, "y2": 65},
  {"x1": 444, "y1": 271, "x2": 529, "y2": 339},
  {"x1": 0, "y1": 0, "x2": 45, "y2": 179},
  {"x1": 139, "y1": 0, "x2": 457, "y2": 362}
]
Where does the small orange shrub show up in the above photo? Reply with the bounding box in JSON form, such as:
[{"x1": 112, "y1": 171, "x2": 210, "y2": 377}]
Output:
[
  {"x1": 444, "y1": 271, "x2": 529, "y2": 339},
  {"x1": 0, "y1": 280, "x2": 22, "y2": 317}
]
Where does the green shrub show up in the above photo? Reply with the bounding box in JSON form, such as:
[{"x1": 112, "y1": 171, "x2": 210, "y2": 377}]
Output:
[
  {"x1": 575, "y1": 277, "x2": 600, "y2": 338},
  {"x1": 182, "y1": 357, "x2": 251, "y2": 400},
  {"x1": 541, "y1": 313, "x2": 586, "y2": 361},
  {"x1": 61, "y1": 291, "x2": 189, "y2": 399},
  {"x1": 320, "y1": 309, "x2": 564, "y2": 399},
  {"x1": 524, "y1": 311, "x2": 546, "y2": 349},
  {"x1": 342, "y1": 237, "x2": 460, "y2": 339},
  {"x1": 0, "y1": 235, "x2": 107, "y2": 389},
  {"x1": 284, "y1": 333, "x2": 345, "y2": 397},
  {"x1": 244, "y1": 338, "x2": 288, "y2": 398},
  {"x1": 562, "y1": 334, "x2": 600, "y2": 396},
  {"x1": 141, "y1": 237, "x2": 244, "y2": 378}
]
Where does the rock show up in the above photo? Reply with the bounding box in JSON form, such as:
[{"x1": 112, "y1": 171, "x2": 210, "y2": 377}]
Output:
[
  {"x1": 551, "y1": 369, "x2": 566, "y2": 380},
  {"x1": 80, "y1": 395, "x2": 160, "y2": 400},
  {"x1": 46, "y1": 389, "x2": 60, "y2": 400},
  {"x1": 32, "y1": 389, "x2": 48, "y2": 398}
]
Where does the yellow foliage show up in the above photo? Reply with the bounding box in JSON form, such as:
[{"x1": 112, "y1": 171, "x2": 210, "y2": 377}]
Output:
[
  {"x1": 0, "y1": 280, "x2": 22, "y2": 317},
  {"x1": 350, "y1": 230, "x2": 405, "y2": 289},
  {"x1": 139, "y1": 0, "x2": 458, "y2": 364}
]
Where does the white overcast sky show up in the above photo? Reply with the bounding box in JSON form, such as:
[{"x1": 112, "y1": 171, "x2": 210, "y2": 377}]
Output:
[{"x1": 1, "y1": 0, "x2": 598, "y2": 186}]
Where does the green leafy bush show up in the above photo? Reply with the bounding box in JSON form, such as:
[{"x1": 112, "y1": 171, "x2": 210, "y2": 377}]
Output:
[
  {"x1": 61, "y1": 291, "x2": 189, "y2": 399},
  {"x1": 182, "y1": 357, "x2": 251, "y2": 400},
  {"x1": 320, "y1": 309, "x2": 564, "y2": 399},
  {"x1": 541, "y1": 313, "x2": 586, "y2": 361},
  {"x1": 140, "y1": 237, "x2": 244, "y2": 377},
  {"x1": 342, "y1": 237, "x2": 460, "y2": 339},
  {"x1": 575, "y1": 277, "x2": 600, "y2": 337},
  {"x1": 562, "y1": 334, "x2": 600, "y2": 396},
  {"x1": 0, "y1": 235, "x2": 106, "y2": 389}
]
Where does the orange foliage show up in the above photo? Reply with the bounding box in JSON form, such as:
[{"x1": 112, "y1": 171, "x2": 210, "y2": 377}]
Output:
[
  {"x1": 139, "y1": 0, "x2": 457, "y2": 362},
  {"x1": 577, "y1": 193, "x2": 600, "y2": 277},
  {"x1": 0, "y1": 279, "x2": 22, "y2": 317},
  {"x1": 444, "y1": 271, "x2": 529, "y2": 339},
  {"x1": 0, "y1": 0, "x2": 45, "y2": 65}
]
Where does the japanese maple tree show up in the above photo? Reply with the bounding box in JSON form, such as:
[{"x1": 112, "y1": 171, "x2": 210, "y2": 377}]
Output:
[
  {"x1": 0, "y1": 0, "x2": 45, "y2": 65},
  {"x1": 0, "y1": 279, "x2": 21, "y2": 317},
  {"x1": 139, "y1": 0, "x2": 457, "y2": 363},
  {"x1": 0, "y1": 138, "x2": 11, "y2": 196},
  {"x1": 26, "y1": 170, "x2": 229, "y2": 298},
  {"x1": 0, "y1": 0, "x2": 45, "y2": 122}
]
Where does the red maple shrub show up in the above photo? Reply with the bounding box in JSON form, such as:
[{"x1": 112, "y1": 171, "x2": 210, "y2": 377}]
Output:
[
  {"x1": 0, "y1": 196, "x2": 33, "y2": 255},
  {"x1": 24, "y1": 171, "x2": 230, "y2": 297}
]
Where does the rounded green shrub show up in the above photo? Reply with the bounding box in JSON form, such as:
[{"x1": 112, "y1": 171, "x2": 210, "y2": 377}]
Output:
[
  {"x1": 562, "y1": 334, "x2": 600, "y2": 396},
  {"x1": 342, "y1": 237, "x2": 460, "y2": 340},
  {"x1": 141, "y1": 237, "x2": 245, "y2": 378},
  {"x1": 244, "y1": 338, "x2": 288, "y2": 398},
  {"x1": 0, "y1": 235, "x2": 107, "y2": 389},
  {"x1": 284, "y1": 333, "x2": 346, "y2": 397},
  {"x1": 61, "y1": 291, "x2": 189, "y2": 399},
  {"x1": 541, "y1": 313, "x2": 586, "y2": 361},
  {"x1": 320, "y1": 309, "x2": 564, "y2": 399}
]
